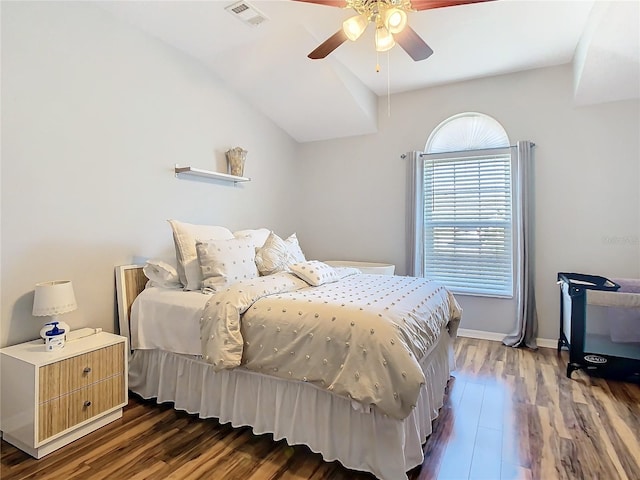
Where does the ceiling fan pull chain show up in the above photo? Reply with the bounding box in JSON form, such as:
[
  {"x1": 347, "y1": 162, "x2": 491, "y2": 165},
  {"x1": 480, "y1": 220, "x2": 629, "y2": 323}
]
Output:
[
  {"x1": 376, "y1": 49, "x2": 381, "y2": 73},
  {"x1": 387, "y1": 50, "x2": 391, "y2": 117}
]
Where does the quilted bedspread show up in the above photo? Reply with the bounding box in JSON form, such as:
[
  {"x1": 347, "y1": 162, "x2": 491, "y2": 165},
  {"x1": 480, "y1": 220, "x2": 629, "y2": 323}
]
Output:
[{"x1": 199, "y1": 271, "x2": 462, "y2": 419}]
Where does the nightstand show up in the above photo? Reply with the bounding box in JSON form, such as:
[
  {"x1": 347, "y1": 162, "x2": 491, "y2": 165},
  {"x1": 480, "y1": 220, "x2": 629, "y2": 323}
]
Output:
[
  {"x1": 0, "y1": 329, "x2": 127, "y2": 458},
  {"x1": 324, "y1": 260, "x2": 396, "y2": 275}
]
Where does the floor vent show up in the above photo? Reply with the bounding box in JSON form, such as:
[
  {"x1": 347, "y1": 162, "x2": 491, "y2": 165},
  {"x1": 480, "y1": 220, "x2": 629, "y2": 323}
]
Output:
[{"x1": 225, "y1": 1, "x2": 269, "y2": 27}]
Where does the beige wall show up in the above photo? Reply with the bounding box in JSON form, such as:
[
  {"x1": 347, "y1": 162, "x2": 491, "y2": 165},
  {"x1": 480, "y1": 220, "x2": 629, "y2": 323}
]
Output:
[
  {"x1": 296, "y1": 65, "x2": 640, "y2": 341},
  {"x1": 1, "y1": 2, "x2": 300, "y2": 346}
]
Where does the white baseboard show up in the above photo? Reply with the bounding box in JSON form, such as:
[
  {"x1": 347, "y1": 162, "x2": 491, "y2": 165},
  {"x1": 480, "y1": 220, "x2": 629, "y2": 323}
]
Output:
[
  {"x1": 457, "y1": 328, "x2": 505, "y2": 342},
  {"x1": 457, "y1": 328, "x2": 557, "y2": 349},
  {"x1": 536, "y1": 338, "x2": 558, "y2": 349}
]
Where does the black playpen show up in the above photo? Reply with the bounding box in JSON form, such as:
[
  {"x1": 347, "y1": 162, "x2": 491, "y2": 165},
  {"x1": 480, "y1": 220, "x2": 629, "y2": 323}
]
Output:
[{"x1": 558, "y1": 272, "x2": 640, "y2": 381}]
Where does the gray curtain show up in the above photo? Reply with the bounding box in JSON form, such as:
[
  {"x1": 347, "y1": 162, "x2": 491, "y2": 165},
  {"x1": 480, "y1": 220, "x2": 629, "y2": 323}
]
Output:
[
  {"x1": 503, "y1": 140, "x2": 538, "y2": 349},
  {"x1": 406, "y1": 151, "x2": 424, "y2": 277}
]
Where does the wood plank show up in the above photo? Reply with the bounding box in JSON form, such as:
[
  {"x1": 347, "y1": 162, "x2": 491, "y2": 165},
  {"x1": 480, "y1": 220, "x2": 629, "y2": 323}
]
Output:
[{"x1": 468, "y1": 425, "x2": 502, "y2": 479}]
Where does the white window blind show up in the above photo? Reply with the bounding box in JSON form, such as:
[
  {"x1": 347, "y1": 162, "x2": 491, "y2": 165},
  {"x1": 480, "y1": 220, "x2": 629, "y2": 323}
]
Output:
[{"x1": 423, "y1": 149, "x2": 513, "y2": 297}]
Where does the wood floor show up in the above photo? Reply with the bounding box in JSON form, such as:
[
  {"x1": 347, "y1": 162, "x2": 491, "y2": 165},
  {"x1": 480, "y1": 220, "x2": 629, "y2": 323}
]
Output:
[{"x1": 2, "y1": 337, "x2": 639, "y2": 480}]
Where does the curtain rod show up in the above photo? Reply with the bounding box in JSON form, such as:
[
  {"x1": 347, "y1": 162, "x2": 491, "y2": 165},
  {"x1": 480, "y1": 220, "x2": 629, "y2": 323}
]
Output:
[{"x1": 400, "y1": 142, "x2": 536, "y2": 159}]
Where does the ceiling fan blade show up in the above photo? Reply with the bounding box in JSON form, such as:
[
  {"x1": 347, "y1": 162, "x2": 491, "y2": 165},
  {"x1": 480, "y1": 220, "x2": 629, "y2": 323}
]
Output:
[
  {"x1": 291, "y1": 0, "x2": 348, "y2": 7},
  {"x1": 394, "y1": 26, "x2": 434, "y2": 61},
  {"x1": 410, "y1": 0, "x2": 495, "y2": 11},
  {"x1": 308, "y1": 29, "x2": 349, "y2": 59}
]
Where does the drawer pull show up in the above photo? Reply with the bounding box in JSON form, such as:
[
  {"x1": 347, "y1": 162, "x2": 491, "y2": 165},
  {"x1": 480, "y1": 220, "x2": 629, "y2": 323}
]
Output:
[
  {"x1": 83, "y1": 400, "x2": 92, "y2": 408},
  {"x1": 83, "y1": 367, "x2": 92, "y2": 374}
]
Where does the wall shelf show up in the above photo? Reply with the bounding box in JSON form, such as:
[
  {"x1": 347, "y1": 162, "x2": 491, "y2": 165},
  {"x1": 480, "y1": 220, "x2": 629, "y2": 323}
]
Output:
[{"x1": 174, "y1": 165, "x2": 250, "y2": 184}]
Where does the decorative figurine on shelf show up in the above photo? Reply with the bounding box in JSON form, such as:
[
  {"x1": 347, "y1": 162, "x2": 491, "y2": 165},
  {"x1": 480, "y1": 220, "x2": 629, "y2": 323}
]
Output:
[{"x1": 225, "y1": 147, "x2": 247, "y2": 177}]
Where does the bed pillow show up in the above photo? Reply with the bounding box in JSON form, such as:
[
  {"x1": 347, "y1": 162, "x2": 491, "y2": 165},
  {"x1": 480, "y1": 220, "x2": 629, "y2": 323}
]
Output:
[
  {"x1": 285, "y1": 233, "x2": 307, "y2": 263},
  {"x1": 289, "y1": 261, "x2": 340, "y2": 287},
  {"x1": 255, "y1": 232, "x2": 296, "y2": 275},
  {"x1": 196, "y1": 236, "x2": 259, "y2": 292},
  {"x1": 142, "y1": 259, "x2": 182, "y2": 288},
  {"x1": 168, "y1": 219, "x2": 234, "y2": 291},
  {"x1": 233, "y1": 228, "x2": 271, "y2": 250},
  {"x1": 254, "y1": 232, "x2": 308, "y2": 276}
]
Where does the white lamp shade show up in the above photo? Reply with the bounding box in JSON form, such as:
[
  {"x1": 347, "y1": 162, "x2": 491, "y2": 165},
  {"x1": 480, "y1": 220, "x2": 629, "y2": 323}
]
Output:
[
  {"x1": 32, "y1": 281, "x2": 77, "y2": 317},
  {"x1": 375, "y1": 26, "x2": 395, "y2": 52},
  {"x1": 384, "y1": 8, "x2": 407, "y2": 34},
  {"x1": 343, "y1": 14, "x2": 368, "y2": 41}
]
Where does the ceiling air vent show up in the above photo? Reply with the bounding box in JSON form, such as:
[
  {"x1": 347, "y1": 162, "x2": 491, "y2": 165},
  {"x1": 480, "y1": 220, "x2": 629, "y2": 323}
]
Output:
[{"x1": 225, "y1": 1, "x2": 269, "y2": 27}]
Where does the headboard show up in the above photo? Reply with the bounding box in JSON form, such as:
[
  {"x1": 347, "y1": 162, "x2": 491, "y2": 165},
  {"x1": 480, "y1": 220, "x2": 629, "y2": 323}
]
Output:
[{"x1": 115, "y1": 264, "x2": 147, "y2": 348}]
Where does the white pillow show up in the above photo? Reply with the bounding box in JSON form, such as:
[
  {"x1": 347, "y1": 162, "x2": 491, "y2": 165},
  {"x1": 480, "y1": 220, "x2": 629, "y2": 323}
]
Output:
[
  {"x1": 255, "y1": 232, "x2": 298, "y2": 276},
  {"x1": 289, "y1": 261, "x2": 340, "y2": 287},
  {"x1": 196, "y1": 236, "x2": 259, "y2": 292},
  {"x1": 168, "y1": 219, "x2": 234, "y2": 291},
  {"x1": 233, "y1": 228, "x2": 271, "y2": 249},
  {"x1": 285, "y1": 233, "x2": 306, "y2": 263},
  {"x1": 142, "y1": 259, "x2": 182, "y2": 288}
]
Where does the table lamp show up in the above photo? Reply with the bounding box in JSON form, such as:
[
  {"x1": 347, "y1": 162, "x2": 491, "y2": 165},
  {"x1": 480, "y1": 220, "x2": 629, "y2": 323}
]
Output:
[{"x1": 33, "y1": 280, "x2": 77, "y2": 339}]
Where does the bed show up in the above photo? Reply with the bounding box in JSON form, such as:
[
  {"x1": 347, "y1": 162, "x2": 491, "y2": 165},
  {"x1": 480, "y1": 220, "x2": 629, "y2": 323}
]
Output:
[{"x1": 115, "y1": 222, "x2": 462, "y2": 480}]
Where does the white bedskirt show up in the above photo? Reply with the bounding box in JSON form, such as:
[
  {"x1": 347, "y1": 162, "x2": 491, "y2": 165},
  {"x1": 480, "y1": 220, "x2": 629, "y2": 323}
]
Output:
[{"x1": 128, "y1": 329, "x2": 453, "y2": 480}]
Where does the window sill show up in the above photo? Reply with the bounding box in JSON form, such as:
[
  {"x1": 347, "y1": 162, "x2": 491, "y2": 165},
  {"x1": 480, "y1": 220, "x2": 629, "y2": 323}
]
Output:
[{"x1": 448, "y1": 289, "x2": 514, "y2": 300}]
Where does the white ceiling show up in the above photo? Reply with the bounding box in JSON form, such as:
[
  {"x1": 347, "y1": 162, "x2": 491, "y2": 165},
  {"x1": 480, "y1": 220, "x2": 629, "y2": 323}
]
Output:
[{"x1": 100, "y1": 0, "x2": 640, "y2": 143}]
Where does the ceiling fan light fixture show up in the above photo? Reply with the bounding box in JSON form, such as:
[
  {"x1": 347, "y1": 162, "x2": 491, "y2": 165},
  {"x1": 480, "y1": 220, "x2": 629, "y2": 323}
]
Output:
[
  {"x1": 343, "y1": 14, "x2": 368, "y2": 41},
  {"x1": 375, "y1": 25, "x2": 395, "y2": 52},
  {"x1": 383, "y1": 7, "x2": 407, "y2": 34}
]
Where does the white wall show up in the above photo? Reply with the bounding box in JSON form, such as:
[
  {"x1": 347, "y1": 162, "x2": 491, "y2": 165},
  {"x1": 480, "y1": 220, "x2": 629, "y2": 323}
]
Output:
[
  {"x1": 2, "y1": 3, "x2": 638, "y2": 348},
  {"x1": 296, "y1": 65, "x2": 640, "y2": 341},
  {"x1": 1, "y1": 2, "x2": 300, "y2": 346}
]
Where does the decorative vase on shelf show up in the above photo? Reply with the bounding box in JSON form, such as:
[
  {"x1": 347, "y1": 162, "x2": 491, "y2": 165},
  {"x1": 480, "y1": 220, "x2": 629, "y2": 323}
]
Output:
[{"x1": 226, "y1": 147, "x2": 247, "y2": 177}]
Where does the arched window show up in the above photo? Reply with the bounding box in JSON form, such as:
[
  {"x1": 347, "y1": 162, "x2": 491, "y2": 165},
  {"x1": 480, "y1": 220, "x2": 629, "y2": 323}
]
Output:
[
  {"x1": 419, "y1": 113, "x2": 513, "y2": 297},
  {"x1": 426, "y1": 112, "x2": 510, "y2": 153}
]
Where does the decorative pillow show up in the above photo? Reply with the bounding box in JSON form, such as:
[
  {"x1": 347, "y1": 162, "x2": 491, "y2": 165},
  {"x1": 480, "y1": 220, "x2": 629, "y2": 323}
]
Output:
[
  {"x1": 233, "y1": 228, "x2": 271, "y2": 250},
  {"x1": 196, "y1": 236, "x2": 259, "y2": 292},
  {"x1": 168, "y1": 220, "x2": 234, "y2": 291},
  {"x1": 142, "y1": 259, "x2": 182, "y2": 288},
  {"x1": 255, "y1": 232, "x2": 297, "y2": 276},
  {"x1": 289, "y1": 261, "x2": 340, "y2": 287},
  {"x1": 285, "y1": 233, "x2": 307, "y2": 263},
  {"x1": 254, "y1": 232, "x2": 308, "y2": 276}
]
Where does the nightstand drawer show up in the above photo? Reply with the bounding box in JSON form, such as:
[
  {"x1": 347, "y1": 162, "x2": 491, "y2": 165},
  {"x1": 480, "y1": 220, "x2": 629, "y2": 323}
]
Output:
[
  {"x1": 38, "y1": 374, "x2": 125, "y2": 442},
  {"x1": 39, "y1": 343, "x2": 125, "y2": 402}
]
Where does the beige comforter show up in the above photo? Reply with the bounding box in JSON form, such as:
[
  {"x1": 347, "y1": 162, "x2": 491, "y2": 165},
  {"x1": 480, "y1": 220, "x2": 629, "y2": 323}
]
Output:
[{"x1": 200, "y1": 271, "x2": 462, "y2": 419}]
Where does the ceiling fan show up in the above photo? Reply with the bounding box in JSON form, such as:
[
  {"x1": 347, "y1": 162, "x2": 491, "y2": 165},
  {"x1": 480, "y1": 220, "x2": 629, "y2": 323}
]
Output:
[{"x1": 293, "y1": 0, "x2": 494, "y2": 61}]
